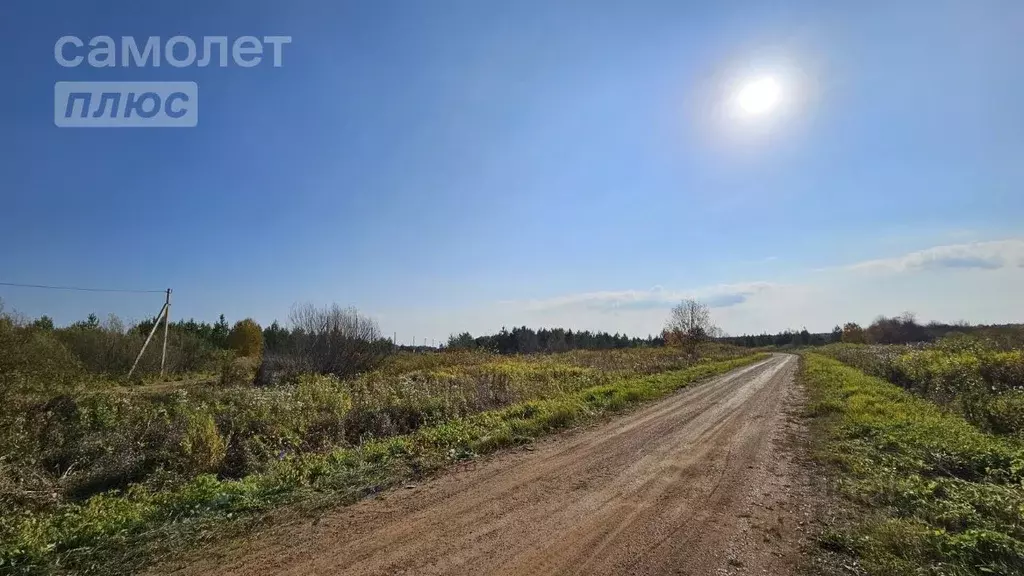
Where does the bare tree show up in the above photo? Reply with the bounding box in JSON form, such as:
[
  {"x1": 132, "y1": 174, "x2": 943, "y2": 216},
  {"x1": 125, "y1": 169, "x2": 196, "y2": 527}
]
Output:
[
  {"x1": 663, "y1": 299, "x2": 719, "y2": 356},
  {"x1": 289, "y1": 303, "x2": 382, "y2": 343},
  {"x1": 257, "y1": 303, "x2": 388, "y2": 383}
]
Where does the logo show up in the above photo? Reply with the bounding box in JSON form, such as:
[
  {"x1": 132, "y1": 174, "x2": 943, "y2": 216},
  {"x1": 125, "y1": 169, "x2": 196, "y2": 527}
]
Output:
[
  {"x1": 53, "y1": 35, "x2": 290, "y2": 129},
  {"x1": 55, "y1": 81, "x2": 198, "y2": 128}
]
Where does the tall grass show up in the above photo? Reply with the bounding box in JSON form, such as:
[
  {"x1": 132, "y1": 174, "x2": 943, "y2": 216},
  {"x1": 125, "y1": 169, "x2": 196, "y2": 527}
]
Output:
[{"x1": 0, "y1": 336, "x2": 763, "y2": 575}]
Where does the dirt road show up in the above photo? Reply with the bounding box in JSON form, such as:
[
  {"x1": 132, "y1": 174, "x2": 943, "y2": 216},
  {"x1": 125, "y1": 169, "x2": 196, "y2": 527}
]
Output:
[{"x1": 176, "y1": 354, "x2": 813, "y2": 576}]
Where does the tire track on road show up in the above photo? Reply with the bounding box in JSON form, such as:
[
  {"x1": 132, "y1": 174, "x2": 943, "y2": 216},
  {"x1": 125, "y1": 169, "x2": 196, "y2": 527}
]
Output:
[{"x1": 169, "y1": 355, "x2": 805, "y2": 576}]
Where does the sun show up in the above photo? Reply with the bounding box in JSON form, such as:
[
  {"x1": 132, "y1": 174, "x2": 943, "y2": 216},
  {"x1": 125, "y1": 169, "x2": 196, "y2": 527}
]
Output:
[{"x1": 736, "y1": 77, "x2": 781, "y2": 116}]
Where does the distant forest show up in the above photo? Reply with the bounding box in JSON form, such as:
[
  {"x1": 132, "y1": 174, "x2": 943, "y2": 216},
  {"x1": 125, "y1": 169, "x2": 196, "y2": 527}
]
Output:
[
  {"x1": 445, "y1": 327, "x2": 664, "y2": 353},
  {"x1": 12, "y1": 299, "x2": 1024, "y2": 363},
  {"x1": 724, "y1": 315, "x2": 1024, "y2": 348},
  {"x1": 449, "y1": 315, "x2": 1024, "y2": 354}
]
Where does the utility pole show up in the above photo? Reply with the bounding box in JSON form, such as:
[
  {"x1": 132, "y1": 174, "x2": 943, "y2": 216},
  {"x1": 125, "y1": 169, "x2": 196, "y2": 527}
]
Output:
[
  {"x1": 128, "y1": 291, "x2": 170, "y2": 380},
  {"x1": 160, "y1": 288, "x2": 171, "y2": 377}
]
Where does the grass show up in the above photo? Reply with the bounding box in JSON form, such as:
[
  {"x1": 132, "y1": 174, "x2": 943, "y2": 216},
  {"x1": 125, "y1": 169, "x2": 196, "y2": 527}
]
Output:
[
  {"x1": 801, "y1": 353, "x2": 1024, "y2": 576},
  {"x1": 817, "y1": 337, "x2": 1024, "y2": 438},
  {"x1": 0, "y1": 351, "x2": 767, "y2": 575}
]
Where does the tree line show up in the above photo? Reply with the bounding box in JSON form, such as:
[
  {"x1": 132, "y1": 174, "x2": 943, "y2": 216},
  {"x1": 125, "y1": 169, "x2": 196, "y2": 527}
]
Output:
[
  {"x1": 721, "y1": 329, "x2": 834, "y2": 348},
  {"x1": 724, "y1": 313, "x2": 1024, "y2": 348},
  {"x1": 8, "y1": 294, "x2": 1020, "y2": 388},
  {"x1": 446, "y1": 326, "x2": 664, "y2": 354}
]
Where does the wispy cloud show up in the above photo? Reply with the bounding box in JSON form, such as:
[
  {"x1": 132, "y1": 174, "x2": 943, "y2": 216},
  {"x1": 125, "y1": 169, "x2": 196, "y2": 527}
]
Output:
[
  {"x1": 382, "y1": 239, "x2": 1024, "y2": 341},
  {"x1": 846, "y1": 240, "x2": 1024, "y2": 273},
  {"x1": 517, "y1": 282, "x2": 778, "y2": 313}
]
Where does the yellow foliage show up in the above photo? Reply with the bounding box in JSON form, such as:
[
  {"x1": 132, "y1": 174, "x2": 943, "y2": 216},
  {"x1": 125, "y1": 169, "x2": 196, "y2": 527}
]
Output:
[
  {"x1": 181, "y1": 412, "x2": 226, "y2": 474},
  {"x1": 228, "y1": 318, "x2": 263, "y2": 358}
]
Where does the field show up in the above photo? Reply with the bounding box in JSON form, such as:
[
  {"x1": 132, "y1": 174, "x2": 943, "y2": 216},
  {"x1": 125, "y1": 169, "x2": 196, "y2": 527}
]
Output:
[
  {"x1": 0, "y1": 311, "x2": 764, "y2": 575},
  {"x1": 6, "y1": 303, "x2": 1024, "y2": 575},
  {"x1": 802, "y1": 339, "x2": 1024, "y2": 575}
]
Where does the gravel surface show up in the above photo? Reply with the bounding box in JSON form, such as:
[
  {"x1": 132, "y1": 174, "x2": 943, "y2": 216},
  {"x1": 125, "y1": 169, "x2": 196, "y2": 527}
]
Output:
[{"x1": 169, "y1": 354, "x2": 814, "y2": 576}]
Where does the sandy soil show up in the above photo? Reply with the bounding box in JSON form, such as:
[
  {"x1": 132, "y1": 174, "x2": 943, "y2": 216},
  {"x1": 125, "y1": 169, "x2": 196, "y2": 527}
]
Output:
[{"x1": 169, "y1": 354, "x2": 815, "y2": 576}]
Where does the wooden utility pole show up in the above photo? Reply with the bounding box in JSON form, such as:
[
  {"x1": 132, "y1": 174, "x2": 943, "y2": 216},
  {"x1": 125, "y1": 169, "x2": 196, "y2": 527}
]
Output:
[{"x1": 160, "y1": 288, "x2": 171, "y2": 377}]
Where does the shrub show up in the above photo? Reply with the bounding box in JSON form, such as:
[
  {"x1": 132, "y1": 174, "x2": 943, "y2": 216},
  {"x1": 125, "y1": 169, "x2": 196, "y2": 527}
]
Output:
[
  {"x1": 227, "y1": 319, "x2": 263, "y2": 359},
  {"x1": 253, "y1": 352, "x2": 311, "y2": 387},
  {"x1": 47, "y1": 320, "x2": 224, "y2": 378},
  {"x1": 984, "y1": 391, "x2": 1024, "y2": 436},
  {"x1": 220, "y1": 356, "x2": 260, "y2": 387},
  {"x1": 180, "y1": 411, "x2": 226, "y2": 474},
  {"x1": 0, "y1": 322, "x2": 85, "y2": 397},
  {"x1": 287, "y1": 304, "x2": 392, "y2": 378}
]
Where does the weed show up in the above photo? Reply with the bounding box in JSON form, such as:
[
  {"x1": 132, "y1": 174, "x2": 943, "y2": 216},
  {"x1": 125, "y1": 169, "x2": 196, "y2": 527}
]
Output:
[
  {"x1": 802, "y1": 353, "x2": 1024, "y2": 576},
  {"x1": 0, "y1": 349, "x2": 766, "y2": 574},
  {"x1": 819, "y1": 338, "x2": 1024, "y2": 437}
]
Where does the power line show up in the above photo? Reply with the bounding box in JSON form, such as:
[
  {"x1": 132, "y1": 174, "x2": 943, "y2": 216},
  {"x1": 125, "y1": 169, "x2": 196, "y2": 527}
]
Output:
[{"x1": 0, "y1": 281, "x2": 166, "y2": 294}]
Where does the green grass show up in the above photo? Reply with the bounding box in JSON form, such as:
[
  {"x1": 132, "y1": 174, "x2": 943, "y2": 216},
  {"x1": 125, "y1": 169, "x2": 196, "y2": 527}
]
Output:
[
  {"x1": 817, "y1": 338, "x2": 1024, "y2": 438},
  {"x1": 801, "y1": 353, "x2": 1024, "y2": 576},
  {"x1": 0, "y1": 353, "x2": 767, "y2": 575}
]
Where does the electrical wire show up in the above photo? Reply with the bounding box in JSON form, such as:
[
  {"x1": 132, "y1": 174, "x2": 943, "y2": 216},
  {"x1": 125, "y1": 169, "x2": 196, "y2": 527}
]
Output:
[{"x1": 0, "y1": 282, "x2": 166, "y2": 294}]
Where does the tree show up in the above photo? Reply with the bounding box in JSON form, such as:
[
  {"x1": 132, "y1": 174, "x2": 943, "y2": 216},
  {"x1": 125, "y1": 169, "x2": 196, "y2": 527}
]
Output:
[
  {"x1": 282, "y1": 303, "x2": 389, "y2": 379},
  {"x1": 447, "y1": 332, "x2": 476, "y2": 350},
  {"x1": 262, "y1": 320, "x2": 291, "y2": 353},
  {"x1": 211, "y1": 314, "x2": 230, "y2": 348},
  {"x1": 864, "y1": 312, "x2": 928, "y2": 344},
  {"x1": 227, "y1": 318, "x2": 263, "y2": 358},
  {"x1": 841, "y1": 322, "x2": 866, "y2": 344},
  {"x1": 32, "y1": 315, "x2": 55, "y2": 330},
  {"x1": 664, "y1": 299, "x2": 718, "y2": 356}
]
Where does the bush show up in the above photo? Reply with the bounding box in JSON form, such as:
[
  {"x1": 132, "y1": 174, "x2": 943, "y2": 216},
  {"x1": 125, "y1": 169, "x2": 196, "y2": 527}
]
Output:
[
  {"x1": 51, "y1": 321, "x2": 224, "y2": 378},
  {"x1": 287, "y1": 304, "x2": 392, "y2": 378},
  {"x1": 253, "y1": 352, "x2": 311, "y2": 387},
  {"x1": 984, "y1": 391, "x2": 1024, "y2": 436},
  {"x1": 0, "y1": 322, "x2": 85, "y2": 397},
  {"x1": 220, "y1": 356, "x2": 260, "y2": 387},
  {"x1": 180, "y1": 411, "x2": 226, "y2": 474}
]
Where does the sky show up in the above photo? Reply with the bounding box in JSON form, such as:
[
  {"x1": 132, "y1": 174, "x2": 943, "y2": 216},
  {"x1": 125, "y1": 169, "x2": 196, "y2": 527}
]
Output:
[{"x1": 1, "y1": 0, "x2": 1022, "y2": 344}]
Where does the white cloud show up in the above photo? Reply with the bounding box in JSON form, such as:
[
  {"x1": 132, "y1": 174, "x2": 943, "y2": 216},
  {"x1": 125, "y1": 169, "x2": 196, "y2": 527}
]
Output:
[
  {"x1": 377, "y1": 239, "x2": 1024, "y2": 343},
  {"x1": 514, "y1": 282, "x2": 777, "y2": 313},
  {"x1": 846, "y1": 239, "x2": 1024, "y2": 273}
]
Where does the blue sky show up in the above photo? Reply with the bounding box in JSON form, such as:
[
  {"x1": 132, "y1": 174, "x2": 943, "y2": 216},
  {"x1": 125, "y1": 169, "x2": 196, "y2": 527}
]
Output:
[{"x1": 1, "y1": 0, "x2": 1022, "y2": 343}]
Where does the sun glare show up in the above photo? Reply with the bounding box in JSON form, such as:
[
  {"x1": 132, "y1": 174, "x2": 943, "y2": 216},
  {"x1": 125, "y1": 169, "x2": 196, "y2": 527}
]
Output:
[{"x1": 736, "y1": 77, "x2": 781, "y2": 116}]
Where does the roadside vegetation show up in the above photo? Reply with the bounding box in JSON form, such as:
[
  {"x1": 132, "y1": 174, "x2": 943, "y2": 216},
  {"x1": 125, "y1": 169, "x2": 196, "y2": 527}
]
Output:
[
  {"x1": 816, "y1": 334, "x2": 1024, "y2": 438},
  {"x1": 0, "y1": 297, "x2": 762, "y2": 575},
  {"x1": 802, "y1": 353, "x2": 1024, "y2": 575}
]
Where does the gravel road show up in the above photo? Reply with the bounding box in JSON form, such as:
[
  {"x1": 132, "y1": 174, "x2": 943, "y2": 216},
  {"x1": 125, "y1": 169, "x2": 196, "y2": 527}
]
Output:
[{"x1": 173, "y1": 354, "x2": 812, "y2": 576}]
